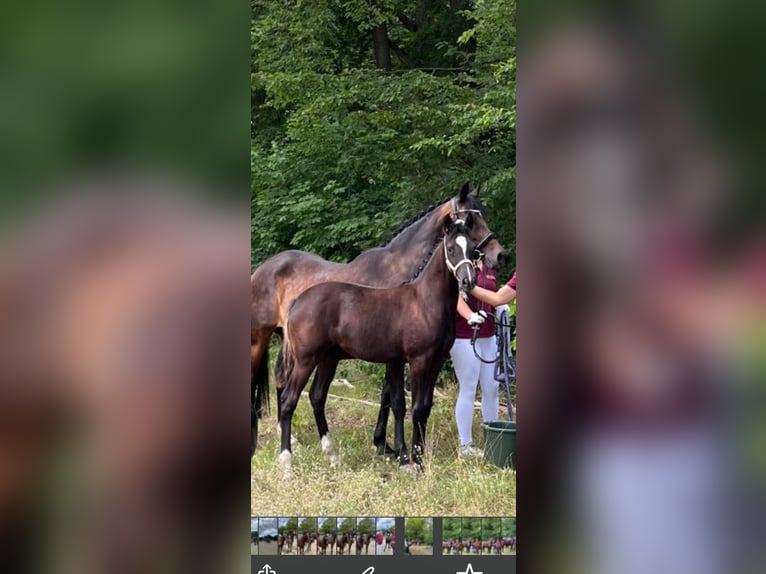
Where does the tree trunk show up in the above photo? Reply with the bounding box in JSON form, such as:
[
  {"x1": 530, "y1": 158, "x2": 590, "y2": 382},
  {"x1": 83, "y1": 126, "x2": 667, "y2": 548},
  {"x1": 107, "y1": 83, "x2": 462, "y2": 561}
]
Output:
[
  {"x1": 372, "y1": 24, "x2": 392, "y2": 72},
  {"x1": 416, "y1": 0, "x2": 427, "y2": 30}
]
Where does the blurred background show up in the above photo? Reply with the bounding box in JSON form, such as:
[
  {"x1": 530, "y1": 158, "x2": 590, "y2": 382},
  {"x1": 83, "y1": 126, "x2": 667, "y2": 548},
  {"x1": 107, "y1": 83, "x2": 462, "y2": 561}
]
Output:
[
  {"x1": 0, "y1": 0, "x2": 250, "y2": 573},
  {"x1": 518, "y1": 2, "x2": 765, "y2": 574}
]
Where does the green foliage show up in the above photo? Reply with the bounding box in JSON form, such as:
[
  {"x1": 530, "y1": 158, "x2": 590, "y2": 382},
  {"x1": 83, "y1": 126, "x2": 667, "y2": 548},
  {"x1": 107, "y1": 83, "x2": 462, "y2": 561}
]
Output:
[
  {"x1": 338, "y1": 517, "x2": 357, "y2": 533},
  {"x1": 299, "y1": 517, "x2": 318, "y2": 533},
  {"x1": 280, "y1": 517, "x2": 299, "y2": 532},
  {"x1": 444, "y1": 518, "x2": 462, "y2": 540},
  {"x1": 319, "y1": 518, "x2": 336, "y2": 533},
  {"x1": 461, "y1": 516, "x2": 482, "y2": 537},
  {"x1": 357, "y1": 517, "x2": 375, "y2": 533},
  {"x1": 501, "y1": 517, "x2": 516, "y2": 537},
  {"x1": 483, "y1": 517, "x2": 501, "y2": 535},
  {"x1": 252, "y1": 0, "x2": 515, "y2": 276},
  {"x1": 405, "y1": 517, "x2": 433, "y2": 544}
]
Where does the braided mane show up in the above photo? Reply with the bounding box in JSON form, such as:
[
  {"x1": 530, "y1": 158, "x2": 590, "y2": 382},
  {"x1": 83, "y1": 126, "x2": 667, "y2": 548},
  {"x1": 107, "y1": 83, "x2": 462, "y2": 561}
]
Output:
[
  {"x1": 401, "y1": 231, "x2": 444, "y2": 285},
  {"x1": 381, "y1": 197, "x2": 450, "y2": 247}
]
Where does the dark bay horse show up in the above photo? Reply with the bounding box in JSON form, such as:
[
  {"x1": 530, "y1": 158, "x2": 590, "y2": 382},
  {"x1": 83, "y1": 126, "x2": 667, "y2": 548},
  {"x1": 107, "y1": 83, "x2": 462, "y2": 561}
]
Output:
[
  {"x1": 251, "y1": 183, "x2": 506, "y2": 462},
  {"x1": 276, "y1": 218, "x2": 478, "y2": 477},
  {"x1": 336, "y1": 532, "x2": 349, "y2": 555}
]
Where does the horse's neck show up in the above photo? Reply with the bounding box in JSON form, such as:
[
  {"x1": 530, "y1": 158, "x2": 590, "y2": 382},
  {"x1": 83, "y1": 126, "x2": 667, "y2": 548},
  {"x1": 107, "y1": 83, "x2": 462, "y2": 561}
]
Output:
[
  {"x1": 350, "y1": 204, "x2": 448, "y2": 279},
  {"x1": 414, "y1": 244, "x2": 457, "y2": 304}
]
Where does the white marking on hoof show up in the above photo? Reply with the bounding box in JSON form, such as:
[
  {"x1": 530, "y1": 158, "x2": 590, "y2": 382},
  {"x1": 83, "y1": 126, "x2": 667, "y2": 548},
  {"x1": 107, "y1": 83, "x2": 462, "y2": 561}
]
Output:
[
  {"x1": 398, "y1": 464, "x2": 417, "y2": 473},
  {"x1": 278, "y1": 449, "x2": 292, "y2": 480},
  {"x1": 321, "y1": 434, "x2": 341, "y2": 467}
]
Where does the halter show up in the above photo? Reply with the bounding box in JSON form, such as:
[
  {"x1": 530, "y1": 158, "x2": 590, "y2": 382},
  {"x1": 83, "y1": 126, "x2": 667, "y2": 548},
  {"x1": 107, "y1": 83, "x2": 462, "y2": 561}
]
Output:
[
  {"x1": 450, "y1": 197, "x2": 492, "y2": 260},
  {"x1": 444, "y1": 231, "x2": 475, "y2": 283}
]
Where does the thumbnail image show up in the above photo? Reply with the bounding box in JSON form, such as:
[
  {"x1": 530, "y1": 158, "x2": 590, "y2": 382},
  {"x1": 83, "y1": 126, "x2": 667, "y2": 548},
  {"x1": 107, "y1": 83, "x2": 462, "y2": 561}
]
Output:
[
  {"x1": 316, "y1": 517, "x2": 337, "y2": 555},
  {"x1": 295, "y1": 517, "x2": 318, "y2": 555},
  {"x1": 443, "y1": 518, "x2": 462, "y2": 555},
  {"x1": 277, "y1": 517, "x2": 297, "y2": 555},
  {"x1": 335, "y1": 517, "x2": 356, "y2": 555},
  {"x1": 461, "y1": 517, "x2": 483, "y2": 555},
  {"x1": 353, "y1": 518, "x2": 376, "y2": 555},
  {"x1": 482, "y1": 518, "x2": 503, "y2": 555},
  {"x1": 501, "y1": 517, "x2": 516, "y2": 554},
  {"x1": 251, "y1": 517, "x2": 259, "y2": 555},
  {"x1": 376, "y1": 517, "x2": 395, "y2": 555},
  {"x1": 258, "y1": 517, "x2": 279, "y2": 555},
  {"x1": 405, "y1": 517, "x2": 433, "y2": 555}
]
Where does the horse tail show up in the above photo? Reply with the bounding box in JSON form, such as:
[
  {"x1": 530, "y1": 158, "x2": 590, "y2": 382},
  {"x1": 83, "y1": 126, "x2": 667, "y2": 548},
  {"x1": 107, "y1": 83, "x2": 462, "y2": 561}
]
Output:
[
  {"x1": 251, "y1": 343, "x2": 271, "y2": 456},
  {"x1": 276, "y1": 322, "x2": 295, "y2": 387}
]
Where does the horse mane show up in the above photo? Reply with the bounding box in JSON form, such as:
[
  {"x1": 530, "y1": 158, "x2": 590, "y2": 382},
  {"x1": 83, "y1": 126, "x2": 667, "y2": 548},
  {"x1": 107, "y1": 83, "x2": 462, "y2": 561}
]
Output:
[
  {"x1": 402, "y1": 220, "x2": 469, "y2": 285},
  {"x1": 380, "y1": 196, "x2": 451, "y2": 247}
]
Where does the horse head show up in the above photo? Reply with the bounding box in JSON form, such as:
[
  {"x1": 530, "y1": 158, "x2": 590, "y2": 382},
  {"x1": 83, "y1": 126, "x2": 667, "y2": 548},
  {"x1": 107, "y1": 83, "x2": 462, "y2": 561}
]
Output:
[
  {"x1": 443, "y1": 217, "x2": 479, "y2": 291},
  {"x1": 452, "y1": 182, "x2": 507, "y2": 270}
]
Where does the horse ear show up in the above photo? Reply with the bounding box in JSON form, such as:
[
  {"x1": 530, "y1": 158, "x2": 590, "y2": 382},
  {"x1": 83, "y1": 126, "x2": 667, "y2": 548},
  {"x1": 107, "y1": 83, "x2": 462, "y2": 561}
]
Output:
[
  {"x1": 470, "y1": 183, "x2": 481, "y2": 197},
  {"x1": 459, "y1": 181, "x2": 470, "y2": 202}
]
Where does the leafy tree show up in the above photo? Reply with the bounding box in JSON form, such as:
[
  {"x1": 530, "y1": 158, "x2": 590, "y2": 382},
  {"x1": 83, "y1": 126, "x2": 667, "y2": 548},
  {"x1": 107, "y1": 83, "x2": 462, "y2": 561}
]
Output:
[
  {"x1": 299, "y1": 517, "x2": 318, "y2": 533},
  {"x1": 406, "y1": 517, "x2": 425, "y2": 542},
  {"x1": 483, "y1": 517, "x2": 501, "y2": 537},
  {"x1": 338, "y1": 517, "x2": 357, "y2": 533},
  {"x1": 357, "y1": 517, "x2": 376, "y2": 533},
  {"x1": 461, "y1": 517, "x2": 482, "y2": 538},
  {"x1": 252, "y1": 0, "x2": 515, "y2": 279},
  {"x1": 501, "y1": 517, "x2": 516, "y2": 537},
  {"x1": 443, "y1": 517, "x2": 462, "y2": 540},
  {"x1": 319, "y1": 518, "x2": 337, "y2": 534}
]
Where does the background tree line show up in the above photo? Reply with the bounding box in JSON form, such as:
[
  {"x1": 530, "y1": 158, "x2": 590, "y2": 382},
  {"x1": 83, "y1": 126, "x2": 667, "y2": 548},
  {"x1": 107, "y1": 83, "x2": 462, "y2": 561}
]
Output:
[{"x1": 251, "y1": 0, "x2": 515, "y2": 278}]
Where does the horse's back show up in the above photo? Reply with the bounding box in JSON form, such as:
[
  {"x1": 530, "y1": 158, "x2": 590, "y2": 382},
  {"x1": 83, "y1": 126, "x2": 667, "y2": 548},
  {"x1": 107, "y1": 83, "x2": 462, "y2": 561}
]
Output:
[{"x1": 251, "y1": 250, "x2": 346, "y2": 328}]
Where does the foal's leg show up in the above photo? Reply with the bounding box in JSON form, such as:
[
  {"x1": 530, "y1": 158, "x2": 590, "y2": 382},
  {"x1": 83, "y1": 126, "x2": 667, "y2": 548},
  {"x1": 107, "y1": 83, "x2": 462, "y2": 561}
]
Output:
[
  {"x1": 386, "y1": 360, "x2": 410, "y2": 466},
  {"x1": 278, "y1": 358, "x2": 315, "y2": 480},
  {"x1": 409, "y1": 356, "x2": 440, "y2": 468},
  {"x1": 373, "y1": 379, "x2": 392, "y2": 456},
  {"x1": 308, "y1": 354, "x2": 340, "y2": 467}
]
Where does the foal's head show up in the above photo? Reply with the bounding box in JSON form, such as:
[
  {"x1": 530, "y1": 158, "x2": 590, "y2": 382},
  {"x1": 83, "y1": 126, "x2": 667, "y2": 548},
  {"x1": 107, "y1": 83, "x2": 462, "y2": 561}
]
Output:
[
  {"x1": 444, "y1": 219, "x2": 478, "y2": 291},
  {"x1": 452, "y1": 182, "x2": 508, "y2": 270}
]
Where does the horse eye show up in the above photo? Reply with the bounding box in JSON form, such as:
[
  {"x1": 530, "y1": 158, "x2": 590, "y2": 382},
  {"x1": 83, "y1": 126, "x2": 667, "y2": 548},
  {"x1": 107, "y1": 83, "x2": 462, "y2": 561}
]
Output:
[{"x1": 447, "y1": 246, "x2": 454, "y2": 254}]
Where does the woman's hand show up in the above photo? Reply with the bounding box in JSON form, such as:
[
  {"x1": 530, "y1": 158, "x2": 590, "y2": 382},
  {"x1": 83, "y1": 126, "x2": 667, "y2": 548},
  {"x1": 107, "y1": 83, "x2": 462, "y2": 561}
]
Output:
[{"x1": 468, "y1": 310, "x2": 488, "y2": 326}]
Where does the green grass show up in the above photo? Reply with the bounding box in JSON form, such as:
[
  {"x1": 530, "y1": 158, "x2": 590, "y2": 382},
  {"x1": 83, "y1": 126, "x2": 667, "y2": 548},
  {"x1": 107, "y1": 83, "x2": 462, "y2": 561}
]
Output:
[{"x1": 251, "y1": 354, "x2": 516, "y2": 516}]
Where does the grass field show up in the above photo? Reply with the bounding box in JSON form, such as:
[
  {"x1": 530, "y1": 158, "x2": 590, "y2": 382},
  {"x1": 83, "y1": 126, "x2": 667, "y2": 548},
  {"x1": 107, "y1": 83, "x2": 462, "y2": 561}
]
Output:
[{"x1": 251, "y1": 350, "x2": 516, "y2": 516}]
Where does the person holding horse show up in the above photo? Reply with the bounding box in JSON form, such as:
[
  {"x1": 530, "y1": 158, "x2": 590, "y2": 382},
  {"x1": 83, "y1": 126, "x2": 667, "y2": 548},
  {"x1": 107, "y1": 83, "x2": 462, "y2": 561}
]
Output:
[
  {"x1": 469, "y1": 270, "x2": 516, "y2": 307},
  {"x1": 451, "y1": 267, "x2": 515, "y2": 457}
]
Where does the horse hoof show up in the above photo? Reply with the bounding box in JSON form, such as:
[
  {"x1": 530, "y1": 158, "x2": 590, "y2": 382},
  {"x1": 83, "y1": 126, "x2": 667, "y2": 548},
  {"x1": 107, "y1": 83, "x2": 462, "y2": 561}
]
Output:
[{"x1": 398, "y1": 464, "x2": 417, "y2": 474}]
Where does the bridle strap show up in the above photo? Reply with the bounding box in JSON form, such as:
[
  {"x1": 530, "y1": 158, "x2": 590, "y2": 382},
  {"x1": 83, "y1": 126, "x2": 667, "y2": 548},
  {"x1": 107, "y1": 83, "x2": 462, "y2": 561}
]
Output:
[
  {"x1": 475, "y1": 231, "x2": 495, "y2": 252},
  {"x1": 444, "y1": 235, "x2": 475, "y2": 279},
  {"x1": 450, "y1": 196, "x2": 483, "y2": 221}
]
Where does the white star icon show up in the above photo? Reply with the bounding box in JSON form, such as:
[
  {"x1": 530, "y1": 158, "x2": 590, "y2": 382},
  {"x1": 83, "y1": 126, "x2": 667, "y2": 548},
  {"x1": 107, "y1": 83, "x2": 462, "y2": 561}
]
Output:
[{"x1": 456, "y1": 563, "x2": 483, "y2": 574}]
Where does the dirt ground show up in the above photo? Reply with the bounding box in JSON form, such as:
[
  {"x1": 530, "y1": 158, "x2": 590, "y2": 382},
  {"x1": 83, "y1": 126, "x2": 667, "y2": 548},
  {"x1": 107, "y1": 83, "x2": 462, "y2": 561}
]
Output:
[
  {"x1": 408, "y1": 545, "x2": 432, "y2": 556},
  {"x1": 259, "y1": 540, "x2": 279, "y2": 555}
]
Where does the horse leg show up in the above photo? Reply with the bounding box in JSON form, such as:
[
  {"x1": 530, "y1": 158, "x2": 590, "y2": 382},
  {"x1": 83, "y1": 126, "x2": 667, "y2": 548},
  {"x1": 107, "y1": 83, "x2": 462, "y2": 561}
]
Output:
[
  {"x1": 278, "y1": 358, "x2": 314, "y2": 480},
  {"x1": 308, "y1": 354, "x2": 340, "y2": 467},
  {"x1": 274, "y1": 340, "x2": 300, "y2": 449},
  {"x1": 373, "y1": 364, "x2": 399, "y2": 458},
  {"x1": 409, "y1": 357, "x2": 439, "y2": 468},
  {"x1": 387, "y1": 361, "x2": 410, "y2": 466}
]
